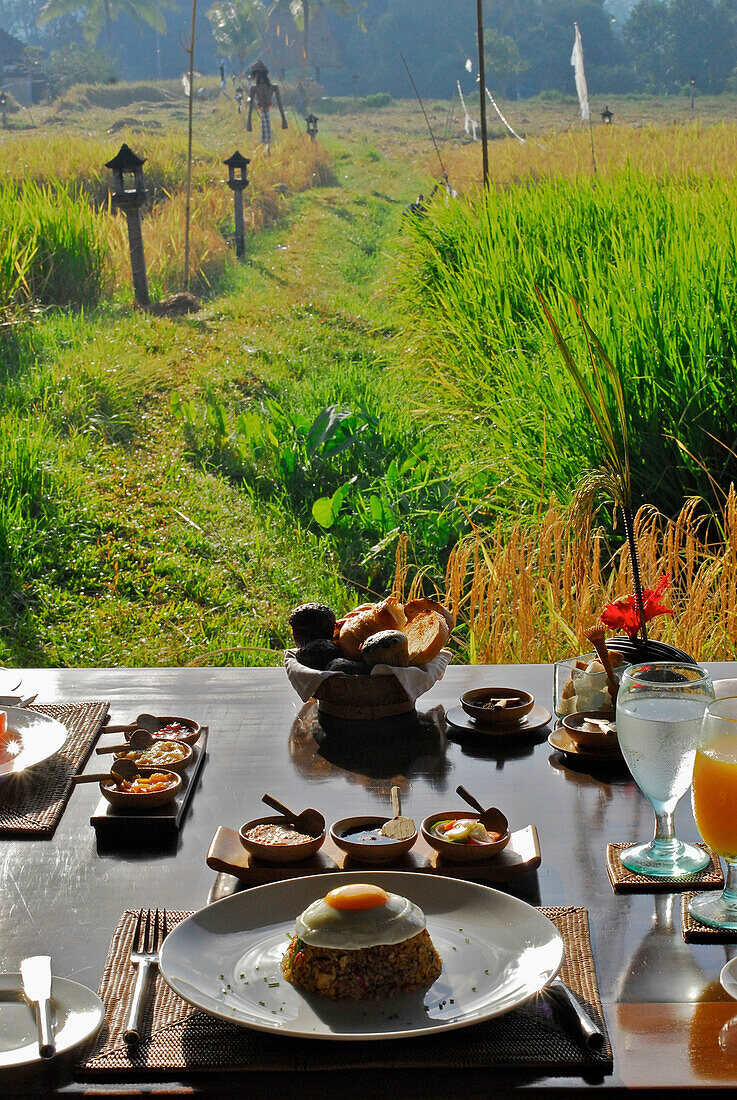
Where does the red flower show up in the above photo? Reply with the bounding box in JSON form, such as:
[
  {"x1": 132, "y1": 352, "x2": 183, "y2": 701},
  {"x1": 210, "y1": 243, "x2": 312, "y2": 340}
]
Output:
[{"x1": 600, "y1": 574, "x2": 674, "y2": 641}]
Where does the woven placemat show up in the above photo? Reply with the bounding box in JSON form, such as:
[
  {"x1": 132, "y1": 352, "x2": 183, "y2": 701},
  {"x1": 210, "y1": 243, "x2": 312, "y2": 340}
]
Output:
[
  {"x1": 79, "y1": 906, "x2": 612, "y2": 1078},
  {"x1": 681, "y1": 892, "x2": 737, "y2": 943},
  {"x1": 606, "y1": 842, "x2": 724, "y2": 894},
  {"x1": 0, "y1": 702, "x2": 109, "y2": 837}
]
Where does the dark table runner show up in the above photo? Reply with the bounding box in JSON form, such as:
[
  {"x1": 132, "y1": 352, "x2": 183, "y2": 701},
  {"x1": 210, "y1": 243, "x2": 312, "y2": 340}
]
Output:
[
  {"x1": 0, "y1": 701, "x2": 109, "y2": 837},
  {"x1": 80, "y1": 905, "x2": 612, "y2": 1078}
]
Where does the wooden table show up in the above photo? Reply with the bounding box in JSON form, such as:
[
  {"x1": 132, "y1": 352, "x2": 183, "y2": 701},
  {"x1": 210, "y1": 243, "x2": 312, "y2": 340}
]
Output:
[{"x1": 3, "y1": 663, "x2": 737, "y2": 1096}]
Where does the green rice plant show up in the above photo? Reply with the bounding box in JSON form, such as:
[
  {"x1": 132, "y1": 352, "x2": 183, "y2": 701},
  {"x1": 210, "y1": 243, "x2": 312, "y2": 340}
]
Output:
[
  {"x1": 0, "y1": 413, "x2": 58, "y2": 599},
  {"x1": 0, "y1": 183, "x2": 109, "y2": 310},
  {"x1": 395, "y1": 169, "x2": 737, "y2": 520}
]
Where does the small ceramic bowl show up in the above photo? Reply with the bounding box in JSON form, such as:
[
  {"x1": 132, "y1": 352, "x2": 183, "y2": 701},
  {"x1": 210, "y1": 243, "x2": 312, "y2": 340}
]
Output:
[
  {"x1": 125, "y1": 717, "x2": 201, "y2": 747},
  {"x1": 100, "y1": 768, "x2": 181, "y2": 809},
  {"x1": 330, "y1": 815, "x2": 418, "y2": 863},
  {"x1": 114, "y1": 740, "x2": 193, "y2": 775},
  {"x1": 239, "y1": 815, "x2": 325, "y2": 864},
  {"x1": 460, "y1": 688, "x2": 534, "y2": 726},
  {"x1": 421, "y1": 810, "x2": 510, "y2": 863},
  {"x1": 562, "y1": 710, "x2": 619, "y2": 752}
]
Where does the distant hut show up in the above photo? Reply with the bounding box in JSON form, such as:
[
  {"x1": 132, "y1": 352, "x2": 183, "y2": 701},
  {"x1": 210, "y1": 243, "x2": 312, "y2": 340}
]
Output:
[
  {"x1": 0, "y1": 29, "x2": 32, "y2": 105},
  {"x1": 263, "y1": 7, "x2": 342, "y2": 85}
]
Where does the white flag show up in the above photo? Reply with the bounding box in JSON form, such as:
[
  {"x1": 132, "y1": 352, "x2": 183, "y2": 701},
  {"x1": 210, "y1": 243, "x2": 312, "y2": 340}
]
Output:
[{"x1": 570, "y1": 22, "x2": 590, "y2": 122}]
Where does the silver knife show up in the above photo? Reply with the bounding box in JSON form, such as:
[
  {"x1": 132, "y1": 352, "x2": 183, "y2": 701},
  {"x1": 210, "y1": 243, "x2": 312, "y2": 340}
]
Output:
[
  {"x1": 20, "y1": 955, "x2": 55, "y2": 1059},
  {"x1": 547, "y1": 977, "x2": 605, "y2": 1051}
]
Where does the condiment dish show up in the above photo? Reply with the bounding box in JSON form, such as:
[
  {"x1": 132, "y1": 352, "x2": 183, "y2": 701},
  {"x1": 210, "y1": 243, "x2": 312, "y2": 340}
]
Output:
[
  {"x1": 239, "y1": 815, "x2": 325, "y2": 863},
  {"x1": 115, "y1": 739, "x2": 193, "y2": 775},
  {"x1": 562, "y1": 710, "x2": 619, "y2": 751},
  {"x1": 331, "y1": 815, "x2": 418, "y2": 863},
  {"x1": 460, "y1": 688, "x2": 534, "y2": 726},
  {"x1": 100, "y1": 768, "x2": 181, "y2": 809},
  {"x1": 125, "y1": 716, "x2": 201, "y2": 747},
  {"x1": 421, "y1": 810, "x2": 510, "y2": 863}
]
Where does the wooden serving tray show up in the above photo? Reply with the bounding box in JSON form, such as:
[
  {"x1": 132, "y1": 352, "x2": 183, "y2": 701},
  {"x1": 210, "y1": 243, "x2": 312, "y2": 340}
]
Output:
[
  {"x1": 90, "y1": 726, "x2": 208, "y2": 843},
  {"x1": 206, "y1": 822, "x2": 541, "y2": 884}
]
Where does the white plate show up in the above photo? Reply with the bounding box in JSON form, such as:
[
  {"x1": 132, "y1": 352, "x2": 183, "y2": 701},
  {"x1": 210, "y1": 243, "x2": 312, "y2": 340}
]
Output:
[
  {"x1": 721, "y1": 957, "x2": 737, "y2": 1000},
  {"x1": 0, "y1": 668, "x2": 21, "y2": 695},
  {"x1": 159, "y1": 871, "x2": 564, "y2": 1041},
  {"x1": 0, "y1": 709, "x2": 68, "y2": 781},
  {"x1": 0, "y1": 974, "x2": 104, "y2": 1073}
]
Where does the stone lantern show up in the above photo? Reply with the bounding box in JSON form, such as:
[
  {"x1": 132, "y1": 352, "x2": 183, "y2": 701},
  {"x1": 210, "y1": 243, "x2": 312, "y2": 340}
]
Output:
[
  {"x1": 105, "y1": 143, "x2": 149, "y2": 307},
  {"x1": 305, "y1": 114, "x2": 319, "y2": 142},
  {"x1": 223, "y1": 150, "x2": 250, "y2": 259}
]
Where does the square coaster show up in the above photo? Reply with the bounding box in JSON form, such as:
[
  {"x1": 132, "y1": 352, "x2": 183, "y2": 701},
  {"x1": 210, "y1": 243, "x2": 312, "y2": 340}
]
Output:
[
  {"x1": 606, "y1": 842, "x2": 723, "y2": 894},
  {"x1": 681, "y1": 892, "x2": 737, "y2": 943}
]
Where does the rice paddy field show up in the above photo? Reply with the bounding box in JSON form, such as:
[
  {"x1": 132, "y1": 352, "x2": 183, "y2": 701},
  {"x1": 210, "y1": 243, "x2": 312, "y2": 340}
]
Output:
[{"x1": 2, "y1": 87, "x2": 737, "y2": 666}]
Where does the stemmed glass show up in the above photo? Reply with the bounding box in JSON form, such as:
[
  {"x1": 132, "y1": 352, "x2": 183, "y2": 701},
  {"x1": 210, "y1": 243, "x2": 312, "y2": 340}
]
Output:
[
  {"x1": 689, "y1": 696, "x2": 737, "y2": 930},
  {"x1": 616, "y1": 662, "x2": 714, "y2": 877}
]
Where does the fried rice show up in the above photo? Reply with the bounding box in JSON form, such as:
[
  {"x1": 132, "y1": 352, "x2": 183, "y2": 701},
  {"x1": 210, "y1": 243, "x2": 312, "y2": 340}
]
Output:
[{"x1": 281, "y1": 929, "x2": 442, "y2": 999}]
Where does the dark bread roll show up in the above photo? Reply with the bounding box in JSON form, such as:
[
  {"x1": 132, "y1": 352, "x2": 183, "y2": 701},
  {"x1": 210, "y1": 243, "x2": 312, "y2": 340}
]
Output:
[
  {"x1": 327, "y1": 657, "x2": 371, "y2": 676},
  {"x1": 359, "y1": 629, "x2": 410, "y2": 668},
  {"x1": 296, "y1": 639, "x2": 342, "y2": 670},
  {"x1": 289, "y1": 603, "x2": 336, "y2": 647}
]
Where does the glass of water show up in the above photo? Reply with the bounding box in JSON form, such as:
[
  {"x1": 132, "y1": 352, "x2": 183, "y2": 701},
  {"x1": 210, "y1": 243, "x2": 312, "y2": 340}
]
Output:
[{"x1": 616, "y1": 661, "x2": 714, "y2": 877}]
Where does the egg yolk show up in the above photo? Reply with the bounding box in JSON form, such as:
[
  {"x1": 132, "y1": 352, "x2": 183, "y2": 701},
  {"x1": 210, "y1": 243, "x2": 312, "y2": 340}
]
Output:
[{"x1": 324, "y1": 884, "x2": 389, "y2": 910}]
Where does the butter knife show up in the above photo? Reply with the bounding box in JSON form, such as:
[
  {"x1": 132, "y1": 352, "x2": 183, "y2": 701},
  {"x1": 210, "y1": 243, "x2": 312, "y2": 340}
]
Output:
[
  {"x1": 20, "y1": 955, "x2": 55, "y2": 1059},
  {"x1": 547, "y1": 977, "x2": 604, "y2": 1051}
]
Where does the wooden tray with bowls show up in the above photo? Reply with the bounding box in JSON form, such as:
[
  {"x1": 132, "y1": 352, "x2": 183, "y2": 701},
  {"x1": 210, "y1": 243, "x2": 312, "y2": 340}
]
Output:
[
  {"x1": 206, "y1": 822, "x2": 541, "y2": 885},
  {"x1": 90, "y1": 725, "x2": 208, "y2": 842}
]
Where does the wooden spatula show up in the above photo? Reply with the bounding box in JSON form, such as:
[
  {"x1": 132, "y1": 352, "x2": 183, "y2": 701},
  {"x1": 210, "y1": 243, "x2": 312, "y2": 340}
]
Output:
[
  {"x1": 380, "y1": 786, "x2": 416, "y2": 840},
  {"x1": 73, "y1": 758, "x2": 139, "y2": 784},
  {"x1": 261, "y1": 794, "x2": 325, "y2": 838},
  {"x1": 455, "y1": 785, "x2": 509, "y2": 835}
]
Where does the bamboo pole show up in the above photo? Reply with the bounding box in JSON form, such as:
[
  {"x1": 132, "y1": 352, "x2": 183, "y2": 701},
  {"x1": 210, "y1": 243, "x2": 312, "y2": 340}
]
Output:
[
  {"x1": 184, "y1": 0, "x2": 197, "y2": 290},
  {"x1": 476, "y1": 0, "x2": 489, "y2": 186}
]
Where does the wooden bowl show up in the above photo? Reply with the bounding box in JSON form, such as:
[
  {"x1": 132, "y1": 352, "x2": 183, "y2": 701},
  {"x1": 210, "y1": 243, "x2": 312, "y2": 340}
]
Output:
[
  {"x1": 330, "y1": 815, "x2": 418, "y2": 863},
  {"x1": 421, "y1": 810, "x2": 510, "y2": 863},
  {"x1": 100, "y1": 768, "x2": 181, "y2": 809},
  {"x1": 239, "y1": 815, "x2": 325, "y2": 864},
  {"x1": 460, "y1": 688, "x2": 534, "y2": 726},
  {"x1": 562, "y1": 711, "x2": 620, "y2": 753},
  {"x1": 125, "y1": 717, "x2": 201, "y2": 747},
  {"x1": 114, "y1": 740, "x2": 193, "y2": 775}
]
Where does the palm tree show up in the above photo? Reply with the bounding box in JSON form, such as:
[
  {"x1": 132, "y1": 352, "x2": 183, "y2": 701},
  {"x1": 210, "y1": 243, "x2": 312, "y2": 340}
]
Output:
[
  {"x1": 268, "y1": 0, "x2": 362, "y2": 79},
  {"x1": 207, "y1": 0, "x2": 266, "y2": 75},
  {"x1": 38, "y1": 0, "x2": 171, "y2": 52}
]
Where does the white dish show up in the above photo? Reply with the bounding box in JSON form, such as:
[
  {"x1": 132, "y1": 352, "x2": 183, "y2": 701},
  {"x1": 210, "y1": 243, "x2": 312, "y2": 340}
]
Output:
[
  {"x1": 159, "y1": 871, "x2": 564, "y2": 1041},
  {"x1": 0, "y1": 973, "x2": 104, "y2": 1073},
  {"x1": 0, "y1": 709, "x2": 68, "y2": 781},
  {"x1": 721, "y1": 957, "x2": 737, "y2": 1000},
  {"x1": 0, "y1": 668, "x2": 21, "y2": 695}
]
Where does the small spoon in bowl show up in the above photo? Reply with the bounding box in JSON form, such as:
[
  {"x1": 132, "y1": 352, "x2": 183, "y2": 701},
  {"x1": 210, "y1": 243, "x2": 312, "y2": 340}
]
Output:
[
  {"x1": 73, "y1": 758, "x2": 140, "y2": 785},
  {"x1": 380, "y1": 786, "x2": 416, "y2": 840},
  {"x1": 95, "y1": 728, "x2": 157, "y2": 755},
  {"x1": 455, "y1": 785, "x2": 509, "y2": 835},
  {"x1": 261, "y1": 794, "x2": 325, "y2": 838}
]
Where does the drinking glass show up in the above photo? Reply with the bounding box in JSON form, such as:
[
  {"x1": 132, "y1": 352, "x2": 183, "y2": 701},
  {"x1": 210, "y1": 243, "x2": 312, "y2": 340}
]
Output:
[
  {"x1": 616, "y1": 661, "x2": 714, "y2": 876},
  {"x1": 689, "y1": 696, "x2": 737, "y2": 930}
]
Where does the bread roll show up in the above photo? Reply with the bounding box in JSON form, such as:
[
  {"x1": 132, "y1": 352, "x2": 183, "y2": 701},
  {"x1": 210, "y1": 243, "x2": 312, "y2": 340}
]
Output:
[
  {"x1": 338, "y1": 597, "x2": 407, "y2": 659},
  {"x1": 405, "y1": 611, "x2": 450, "y2": 666},
  {"x1": 403, "y1": 598, "x2": 454, "y2": 632},
  {"x1": 360, "y1": 629, "x2": 410, "y2": 668}
]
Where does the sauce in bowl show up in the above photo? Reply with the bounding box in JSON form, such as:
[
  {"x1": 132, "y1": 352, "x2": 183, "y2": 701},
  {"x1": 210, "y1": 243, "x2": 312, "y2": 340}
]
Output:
[
  {"x1": 340, "y1": 825, "x2": 397, "y2": 846},
  {"x1": 242, "y1": 823, "x2": 315, "y2": 846}
]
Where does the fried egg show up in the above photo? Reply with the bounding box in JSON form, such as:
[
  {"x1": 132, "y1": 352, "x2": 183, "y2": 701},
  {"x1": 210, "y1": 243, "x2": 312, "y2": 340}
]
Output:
[{"x1": 294, "y1": 883, "x2": 427, "y2": 949}]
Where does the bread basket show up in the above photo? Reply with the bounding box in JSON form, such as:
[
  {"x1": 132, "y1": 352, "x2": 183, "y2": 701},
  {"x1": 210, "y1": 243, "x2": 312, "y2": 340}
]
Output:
[{"x1": 284, "y1": 648, "x2": 451, "y2": 722}]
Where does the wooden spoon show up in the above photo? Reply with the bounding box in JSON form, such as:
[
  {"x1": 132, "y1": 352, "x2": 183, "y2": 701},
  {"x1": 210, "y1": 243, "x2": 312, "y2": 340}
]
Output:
[
  {"x1": 95, "y1": 728, "x2": 156, "y2": 755},
  {"x1": 261, "y1": 794, "x2": 325, "y2": 838},
  {"x1": 380, "y1": 786, "x2": 416, "y2": 840},
  {"x1": 73, "y1": 759, "x2": 140, "y2": 785},
  {"x1": 455, "y1": 785, "x2": 509, "y2": 835}
]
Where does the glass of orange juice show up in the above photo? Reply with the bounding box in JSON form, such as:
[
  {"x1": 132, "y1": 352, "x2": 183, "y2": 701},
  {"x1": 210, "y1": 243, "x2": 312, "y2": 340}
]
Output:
[{"x1": 689, "y1": 696, "x2": 737, "y2": 930}]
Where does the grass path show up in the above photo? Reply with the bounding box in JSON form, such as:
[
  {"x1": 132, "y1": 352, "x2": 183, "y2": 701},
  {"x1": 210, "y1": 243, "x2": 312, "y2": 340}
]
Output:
[{"x1": 1, "y1": 133, "x2": 428, "y2": 667}]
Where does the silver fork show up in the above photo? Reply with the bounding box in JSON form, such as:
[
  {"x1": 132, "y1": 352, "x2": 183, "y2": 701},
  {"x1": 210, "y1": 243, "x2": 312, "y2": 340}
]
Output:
[{"x1": 124, "y1": 908, "x2": 168, "y2": 1044}]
